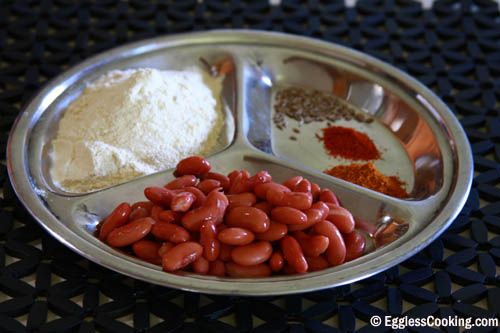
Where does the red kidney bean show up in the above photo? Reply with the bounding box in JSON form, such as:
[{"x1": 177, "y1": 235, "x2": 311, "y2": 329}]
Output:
[
  {"x1": 218, "y1": 227, "x2": 255, "y2": 246},
  {"x1": 197, "y1": 179, "x2": 221, "y2": 194},
  {"x1": 270, "y1": 206, "x2": 307, "y2": 225},
  {"x1": 288, "y1": 201, "x2": 329, "y2": 232},
  {"x1": 281, "y1": 236, "x2": 308, "y2": 274},
  {"x1": 295, "y1": 179, "x2": 311, "y2": 193},
  {"x1": 132, "y1": 240, "x2": 161, "y2": 264},
  {"x1": 231, "y1": 241, "x2": 272, "y2": 266},
  {"x1": 320, "y1": 189, "x2": 340, "y2": 206},
  {"x1": 269, "y1": 251, "x2": 285, "y2": 272},
  {"x1": 293, "y1": 231, "x2": 329, "y2": 257},
  {"x1": 158, "y1": 242, "x2": 174, "y2": 257},
  {"x1": 182, "y1": 186, "x2": 207, "y2": 208},
  {"x1": 165, "y1": 175, "x2": 197, "y2": 190},
  {"x1": 314, "y1": 221, "x2": 346, "y2": 266},
  {"x1": 305, "y1": 255, "x2": 329, "y2": 272},
  {"x1": 99, "y1": 202, "x2": 131, "y2": 241},
  {"x1": 107, "y1": 217, "x2": 154, "y2": 247},
  {"x1": 158, "y1": 210, "x2": 182, "y2": 224},
  {"x1": 225, "y1": 206, "x2": 270, "y2": 233},
  {"x1": 326, "y1": 204, "x2": 355, "y2": 234},
  {"x1": 266, "y1": 188, "x2": 312, "y2": 210},
  {"x1": 354, "y1": 217, "x2": 377, "y2": 235},
  {"x1": 205, "y1": 189, "x2": 229, "y2": 224},
  {"x1": 152, "y1": 222, "x2": 190, "y2": 243},
  {"x1": 344, "y1": 231, "x2": 366, "y2": 262},
  {"x1": 208, "y1": 260, "x2": 226, "y2": 277},
  {"x1": 129, "y1": 207, "x2": 149, "y2": 221},
  {"x1": 219, "y1": 243, "x2": 233, "y2": 262},
  {"x1": 201, "y1": 172, "x2": 230, "y2": 192},
  {"x1": 176, "y1": 156, "x2": 211, "y2": 176},
  {"x1": 228, "y1": 170, "x2": 252, "y2": 194},
  {"x1": 255, "y1": 221, "x2": 288, "y2": 241},
  {"x1": 144, "y1": 187, "x2": 174, "y2": 207},
  {"x1": 311, "y1": 183, "x2": 321, "y2": 202},
  {"x1": 131, "y1": 201, "x2": 153, "y2": 212},
  {"x1": 227, "y1": 192, "x2": 257, "y2": 210},
  {"x1": 162, "y1": 241, "x2": 203, "y2": 272},
  {"x1": 199, "y1": 220, "x2": 220, "y2": 261},
  {"x1": 254, "y1": 182, "x2": 290, "y2": 200},
  {"x1": 170, "y1": 192, "x2": 195, "y2": 212},
  {"x1": 192, "y1": 256, "x2": 210, "y2": 274},
  {"x1": 252, "y1": 201, "x2": 273, "y2": 215},
  {"x1": 149, "y1": 205, "x2": 163, "y2": 223},
  {"x1": 282, "y1": 176, "x2": 303, "y2": 191},
  {"x1": 181, "y1": 204, "x2": 219, "y2": 232},
  {"x1": 247, "y1": 171, "x2": 272, "y2": 188},
  {"x1": 225, "y1": 262, "x2": 271, "y2": 278}
]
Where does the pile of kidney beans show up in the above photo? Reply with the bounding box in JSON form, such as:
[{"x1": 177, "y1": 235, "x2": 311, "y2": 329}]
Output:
[{"x1": 97, "y1": 156, "x2": 366, "y2": 278}]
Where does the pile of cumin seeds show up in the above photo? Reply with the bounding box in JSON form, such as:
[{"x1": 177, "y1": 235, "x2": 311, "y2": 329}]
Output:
[{"x1": 273, "y1": 86, "x2": 373, "y2": 130}]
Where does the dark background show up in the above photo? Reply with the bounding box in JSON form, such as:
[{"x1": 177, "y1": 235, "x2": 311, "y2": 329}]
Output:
[{"x1": 0, "y1": 0, "x2": 499, "y2": 332}]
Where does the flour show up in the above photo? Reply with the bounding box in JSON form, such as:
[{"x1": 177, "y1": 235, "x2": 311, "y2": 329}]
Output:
[{"x1": 50, "y1": 68, "x2": 224, "y2": 193}]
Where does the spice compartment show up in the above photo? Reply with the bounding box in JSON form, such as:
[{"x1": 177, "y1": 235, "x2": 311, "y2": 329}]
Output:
[{"x1": 8, "y1": 31, "x2": 472, "y2": 295}]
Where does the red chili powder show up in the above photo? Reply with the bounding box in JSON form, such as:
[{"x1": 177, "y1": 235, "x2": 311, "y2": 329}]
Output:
[{"x1": 319, "y1": 126, "x2": 381, "y2": 160}]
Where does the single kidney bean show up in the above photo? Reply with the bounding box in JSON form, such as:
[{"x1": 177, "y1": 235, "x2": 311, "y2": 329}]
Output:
[
  {"x1": 131, "y1": 201, "x2": 153, "y2": 213},
  {"x1": 152, "y1": 222, "x2": 190, "y2": 243},
  {"x1": 270, "y1": 206, "x2": 307, "y2": 225},
  {"x1": 320, "y1": 189, "x2": 340, "y2": 206},
  {"x1": 201, "y1": 172, "x2": 230, "y2": 192},
  {"x1": 205, "y1": 189, "x2": 229, "y2": 225},
  {"x1": 295, "y1": 179, "x2": 311, "y2": 193},
  {"x1": 354, "y1": 216, "x2": 377, "y2": 235},
  {"x1": 314, "y1": 221, "x2": 346, "y2": 266},
  {"x1": 282, "y1": 176, "x2": 303, "y2": 191},
  {"x1": 227, "y1": 192, "x2": 257, "y2": 210},
  {"x1": 158, "y1": 242, "x2": 174, "y2": 257},
  {"x1": 281, "y1": 235, "x2": 308, "y2": 274},
  {"x1": 311, "y1": 183, "x2": 321, "y2": 202},
  {"x1": 225, "y1": 262, "x2": 272, "y2": 278},
  {"x1": 132, "y1": 240, "x2": 161, "y2": 264},
  {"x1": 218, "y1": 227, "x2": 255, "y2": 246},
  {"x1": 254, "y1": 182, "x2": 290, "y2": 200},
  {"x1": 170, "y1": 192, "x2": 196, "y2": 212},
  {"x1": 165, "y1": 175, "x2": 197, "y2": 190},
  {"x1": 208, "y1": 260, "x2": 226, "y2": 277},
  {"x1": 228, "y1": 171, "x2": 252, "y2": 194},
  {"x1": 225, "y1": 206, "x2": 270, "y2": 233},
  {"x1": 162, "y1": 241, "x2": 203, "y2": 272},
  {"x1": 219, "y1": 243, "x2": 233, "y2": 262},
  {"x1": 305, "y1": 255, "x2": 329, "y2": 272},
  {"x1": 182, "y1": 205, "x2": 219, "y2": 232},
  {"x1": 199, "y1": 220, "x2": 220, "y2": 261},
  {"x1": 247, "y1": 171, "x2": 272, "y2": 189},
  {"x1": 182, "y1": 186, "x2": 207, "y2": 208},
  {"x1": 266, "y1": 189, "x2": 312, "y2": 210},
  {"x1": 326, "y1": 204, "x2": 355, "y2": 234},
  {"x1": 129, "y1": 207, "x2": 149, "y2": 222},
  {"x1": 344, "y1": 231, "x2": 366, "y2": 262},
  {"x1": 176, "y1": 156, "x2": 211, "y2": 176},
  {"x1": 107, "y1": 217, "x2": 154, "y2": 247},
  {"x1": 231, "y1": 241, "x2": 272, "y2": 266},
  {"x1": 252, "y1": 201, "x2": 273, "y2": 215},
  {"x1": 255, "y1": 221, "x2": 288, "y2": 241},
  {"x1": 149, "y1": 205, "x2": 163, "y2": 223},
  {"x1": 192, "y1": 256, "x2": 210, "y2": 274},
  {"x1": 269, "y1": 251, "x2": 285, "y2": 272},
  {"x1": 158, "y1": 210, "x2": 182, "y2": 224},
  {"x1": 144, "y1": 187, "x2": 174, "y2": 207},
  {"x1": 197, "y1": 179, "x2": 221, "y2": 195},
  {"x1": 99, "y1": 202, "x2": 131, "y2": 241},
  {"x1": 288, "y1": 201, "x2": 329, "y2": 232},
  {"x1": 293, "y1": 231, "x2": 330, "y2": 257}
]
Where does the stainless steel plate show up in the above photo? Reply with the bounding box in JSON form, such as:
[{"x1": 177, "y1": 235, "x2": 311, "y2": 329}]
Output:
[{"x1": 7, "y1": 30, "x2": 473, "y2": 296}]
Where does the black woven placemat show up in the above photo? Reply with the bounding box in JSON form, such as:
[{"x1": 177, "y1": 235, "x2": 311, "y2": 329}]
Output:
[{"x1": 1, "y1": 0, "x2": 499, "y2": 332}]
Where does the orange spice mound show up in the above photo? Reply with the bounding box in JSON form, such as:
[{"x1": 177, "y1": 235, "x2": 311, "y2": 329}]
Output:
[{"x1": 324, "y1": 162, "x2": 409, "y2": 199}]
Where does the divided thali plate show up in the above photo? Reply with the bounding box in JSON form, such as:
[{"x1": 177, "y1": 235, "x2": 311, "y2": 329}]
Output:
[{"x1": 7, "y1": 30, "x2": 473, "y2": 296}]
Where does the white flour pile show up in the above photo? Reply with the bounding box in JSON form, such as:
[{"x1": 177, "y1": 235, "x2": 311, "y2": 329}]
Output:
[{"x1": 50, "y1": 68, "x2": 224, "y2": 193}]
